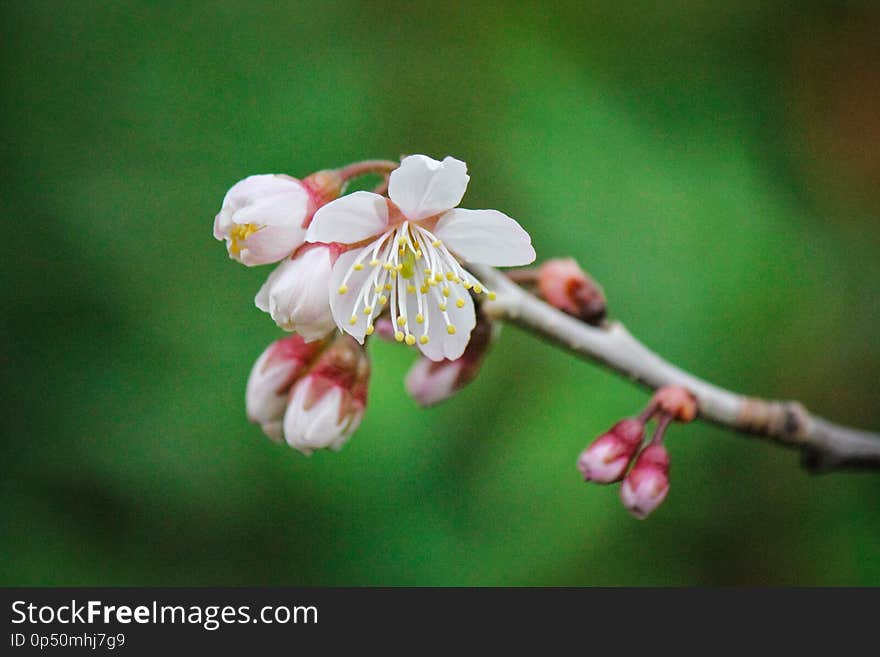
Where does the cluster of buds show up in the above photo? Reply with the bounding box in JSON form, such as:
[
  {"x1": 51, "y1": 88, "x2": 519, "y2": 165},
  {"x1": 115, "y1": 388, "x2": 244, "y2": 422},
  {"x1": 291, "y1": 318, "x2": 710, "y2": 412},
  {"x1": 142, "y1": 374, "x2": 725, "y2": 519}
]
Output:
[
  {"x1": 577, "y1": 386, "x2": 697, "y2": 519},
  {"x1": 246, "y1": 334, "x2": 369, "y2": 455}
]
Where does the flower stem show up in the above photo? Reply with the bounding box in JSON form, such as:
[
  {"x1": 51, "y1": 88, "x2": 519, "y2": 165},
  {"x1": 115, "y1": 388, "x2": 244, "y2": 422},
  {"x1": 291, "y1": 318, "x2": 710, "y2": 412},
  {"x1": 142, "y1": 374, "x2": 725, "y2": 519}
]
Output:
[
  {"x1": 336, "y1": 159, "x2": 399, "y2": 183},
  {"x1": 471, "y1": 262, "x2": 880, "y2": 473}
]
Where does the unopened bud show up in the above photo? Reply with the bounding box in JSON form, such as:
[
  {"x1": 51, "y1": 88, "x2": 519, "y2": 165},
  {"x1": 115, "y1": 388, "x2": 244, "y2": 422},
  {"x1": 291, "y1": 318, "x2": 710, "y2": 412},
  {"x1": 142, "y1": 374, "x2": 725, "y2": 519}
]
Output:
[
  {"x1": 405, "y1": 311, "x2": 495, "y2": 407},
  {"x1": 577, "y1": 419, "x2": 645, "y2": 483},
  {"x1": 302, "y1": 169, "x2": 344, "y2": 209},
  {"x1": 537, "y1": 258, "x2": 606, "y2": 325},
  {"x1": 246, "y1": 335, "x2": 329, "y2": 441},
  {"x1": 650, "y1": 386, "x2": 698, "y2": 422},
  {"x1": 255, "y1": 243, "x2": 340, "y2": 341},
  {"x1": 372, "y1": 317, "x2": 397, "y2": 342},
  {"x1": 620, "y1": 444, "x2": 670, "y2": 519},
  {"x1": 283, "y1": 335, "x2": 369, "y2": 455}
]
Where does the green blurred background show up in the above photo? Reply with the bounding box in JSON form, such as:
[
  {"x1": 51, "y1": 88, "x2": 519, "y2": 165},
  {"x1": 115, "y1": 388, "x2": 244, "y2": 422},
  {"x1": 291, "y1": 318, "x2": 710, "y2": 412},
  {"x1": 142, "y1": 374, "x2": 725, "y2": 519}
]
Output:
[{"x1": 2, "y1": 1, "x2": 879, "y2": 585}]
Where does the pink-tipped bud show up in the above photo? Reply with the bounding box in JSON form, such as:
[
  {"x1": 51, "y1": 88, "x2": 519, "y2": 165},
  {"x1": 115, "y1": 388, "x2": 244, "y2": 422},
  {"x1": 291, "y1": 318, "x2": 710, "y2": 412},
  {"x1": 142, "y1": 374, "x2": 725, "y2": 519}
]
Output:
[
  {"x1": 246, "y1": 335, "x2": 329, "y2": 442},
  {"x1": 620, "y1": 444, "x2": 670, "y2": 519},
  {"x1": 372, "y1": 317, "x2": 397, "y2": 342},
  {"x1": 577, "y1": 419, "x2": 645, "y2": 483},
  {"x1": 651, "y1": 386, "x2": 698, "y2": 422},
  {"x1": 302, "y1": 169, "x2": 344, "y2": 210},
  {"x1": 405, "y1": 312, "x2": 494, "y2": 407},
  {"x1": 283, "y1": 335, "x2": 369, "y2": 456},
  {"x1": 537, "y1": 258, "x2": 606, "y2": 325}
]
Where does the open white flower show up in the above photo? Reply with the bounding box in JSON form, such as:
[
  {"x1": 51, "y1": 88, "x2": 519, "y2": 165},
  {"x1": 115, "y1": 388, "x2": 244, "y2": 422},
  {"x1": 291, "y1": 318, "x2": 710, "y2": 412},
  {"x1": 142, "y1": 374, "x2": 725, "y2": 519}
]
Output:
[{"x1": 306, "y1": 154, "x2": 535, "y2": 361}]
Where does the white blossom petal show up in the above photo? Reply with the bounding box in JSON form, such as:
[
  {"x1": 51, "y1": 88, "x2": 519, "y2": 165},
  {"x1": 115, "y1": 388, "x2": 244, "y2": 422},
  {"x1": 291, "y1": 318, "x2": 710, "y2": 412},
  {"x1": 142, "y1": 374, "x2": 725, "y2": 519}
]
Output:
[
  {"x1": 284, "y1": 384, "x2": 349, "y2": 456},
  {"x1": 255, "y1": 247, "x2": 336, "y2": 341},
  {"x1": 214, "y1": 174, "x2": 310, "y2": 266},
  {"x1": 388, "y1": 155, "x2": 469, "y2": 221},
  {"x1": 433, "y1": 208, "x2": 536, "y2": 266},
  {"x1": 328, "y1": 246, "x2": 384, "y2": 343},
  {"x1": 306, "y1": 191, "x2": 389, "y2": 245}
]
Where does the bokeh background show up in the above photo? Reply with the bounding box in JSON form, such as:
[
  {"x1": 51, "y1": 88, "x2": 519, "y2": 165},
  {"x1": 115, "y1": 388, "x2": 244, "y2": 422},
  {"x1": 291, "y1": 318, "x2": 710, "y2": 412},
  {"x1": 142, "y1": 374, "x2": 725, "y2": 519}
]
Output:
[{"x1": 2, "y1": 1, "x2": 879, "y2": 585}]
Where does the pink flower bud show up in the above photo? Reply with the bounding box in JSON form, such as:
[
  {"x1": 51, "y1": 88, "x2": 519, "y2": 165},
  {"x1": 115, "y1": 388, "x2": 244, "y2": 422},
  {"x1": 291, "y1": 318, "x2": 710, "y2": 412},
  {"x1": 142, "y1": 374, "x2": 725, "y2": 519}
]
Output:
[
  {"x1": 404, "y1": 312, "x2": 494, "y2": 407},
  {"x1": 620, "y1": 444, "x2": 671, "y2": 519},
  {"x1": 537, "y1": 258, "x2": 606, "y2": 325},
  {"x1": 255, "y1": 243, "x2": 340, "y2": 341},
  {"x1": 246, "y1": 335, "x2": 329, "y2": 442},
  {"x1": 372, "y1": 317, "x2": 397, "y2": 342},
  {"x1": 577, "y1": 419, "x2": 645, "y2": 483},
  {"x1": 301, "y1": 170, "x2": 344, "y2": 209},
  {"x1": 214, "y1": 174, "x2": 313, "y2": 266},
  {"x1": 651, "y1": 386, "x2": 698, "y2": 423},
  {"x1": 283, "y1": 335, "x2": 369, "y2": 455}
]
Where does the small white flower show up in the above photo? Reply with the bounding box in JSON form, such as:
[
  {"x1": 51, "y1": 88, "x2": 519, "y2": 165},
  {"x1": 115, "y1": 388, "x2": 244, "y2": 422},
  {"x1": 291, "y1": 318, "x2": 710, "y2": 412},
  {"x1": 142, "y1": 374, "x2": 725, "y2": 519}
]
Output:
[
  {"x1": 214, "y1": 174, "x2": 312, "y2": 266},
  {"x1": 255, "y1": 245, "x2": 337, "y2": 341},
  {"x1": 306, "y1": 154, "x2": 535, "y2": 361}
]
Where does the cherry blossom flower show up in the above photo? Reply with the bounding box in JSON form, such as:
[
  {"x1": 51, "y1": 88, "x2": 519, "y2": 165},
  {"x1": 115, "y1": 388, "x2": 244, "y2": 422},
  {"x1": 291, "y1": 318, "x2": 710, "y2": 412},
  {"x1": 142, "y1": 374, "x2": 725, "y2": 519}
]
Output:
[{"x1": 305, "y1": 154, "x2": 535, "y2": 361}]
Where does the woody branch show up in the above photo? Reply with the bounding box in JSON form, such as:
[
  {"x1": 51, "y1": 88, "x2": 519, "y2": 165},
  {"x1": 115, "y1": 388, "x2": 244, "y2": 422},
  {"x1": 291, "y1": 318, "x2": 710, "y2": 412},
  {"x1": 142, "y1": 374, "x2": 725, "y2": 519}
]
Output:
[{"x1": 472, "y1": 263, "x2": 880, "y2": 473}]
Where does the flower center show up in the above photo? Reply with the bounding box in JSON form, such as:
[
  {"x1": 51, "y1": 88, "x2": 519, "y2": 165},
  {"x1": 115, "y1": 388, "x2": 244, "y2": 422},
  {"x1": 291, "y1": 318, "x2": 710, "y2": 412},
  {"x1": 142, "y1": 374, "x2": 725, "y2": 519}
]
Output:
[
  {"x1": 336, "y1": 221, "x2": 496, "y2": 346},
  {"x1": 229, "y1": 223, "x2": 260, "y2": 255}
]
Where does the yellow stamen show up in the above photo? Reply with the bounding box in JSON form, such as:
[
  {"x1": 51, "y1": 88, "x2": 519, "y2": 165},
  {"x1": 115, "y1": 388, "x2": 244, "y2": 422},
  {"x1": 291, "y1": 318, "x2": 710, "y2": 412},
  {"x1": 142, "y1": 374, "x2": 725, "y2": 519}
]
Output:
[
  {"x1": 438, "y1": 302, "x2": 447, "y2": 311},
  {"x1": 338, "y1": 285, "x2": 348, "y2": 295},
  {"x1": 456, "y1": 298, "x2": 465, "y2": 308},
  {"x1": 419, "y1": 335, "x2": 429, "y2": 345},
  {"x1": 416, "y1": 313, "x2": 424, "y2": 324},
  {"x1": 363, "y1": 306, "x2": 373, "y2": 315},
  {"x1": 447, "y1": 325, "x2": 457, "y2": 335},
  {"x1": 397, "y1": 316, "x2": 406, "y2": 326},
  {"x1": 394, "y1": 331, "x2": 404, "y2": 342},
  {"x1": 349, "y1": 315, "x2": 358, "y2": 325},
  {"x1": 473, "y1": 285, "x2": 483, "y2": 294},
  {"x1": 379, "y1": 295, "x2": 388, "y2": 305},
  {"x1": 353, "y1": 263, "x2": 364, "y2": 271},
  {"x1": 229, "y1": 223, "x2": 259, "y2": 255},
  {"x1": 404, "y1": 334, "x2": 416, "y2": 346},
  {"x1": 488, "y1": 292, "x2": 497, "y2": 301},
  {"x1": 365, "y1": 325, "x2": 374, "y2": 336},
  {"x1": 442, "y1": 287, "x2": 450, "y2": 297}
]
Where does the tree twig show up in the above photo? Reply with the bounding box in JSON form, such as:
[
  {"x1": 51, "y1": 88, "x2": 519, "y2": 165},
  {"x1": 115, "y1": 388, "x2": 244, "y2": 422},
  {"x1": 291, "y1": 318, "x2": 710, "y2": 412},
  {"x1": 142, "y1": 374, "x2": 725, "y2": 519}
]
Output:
[{"x1": 472, "y1": 263, "x2": 880, "y2": 473}]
